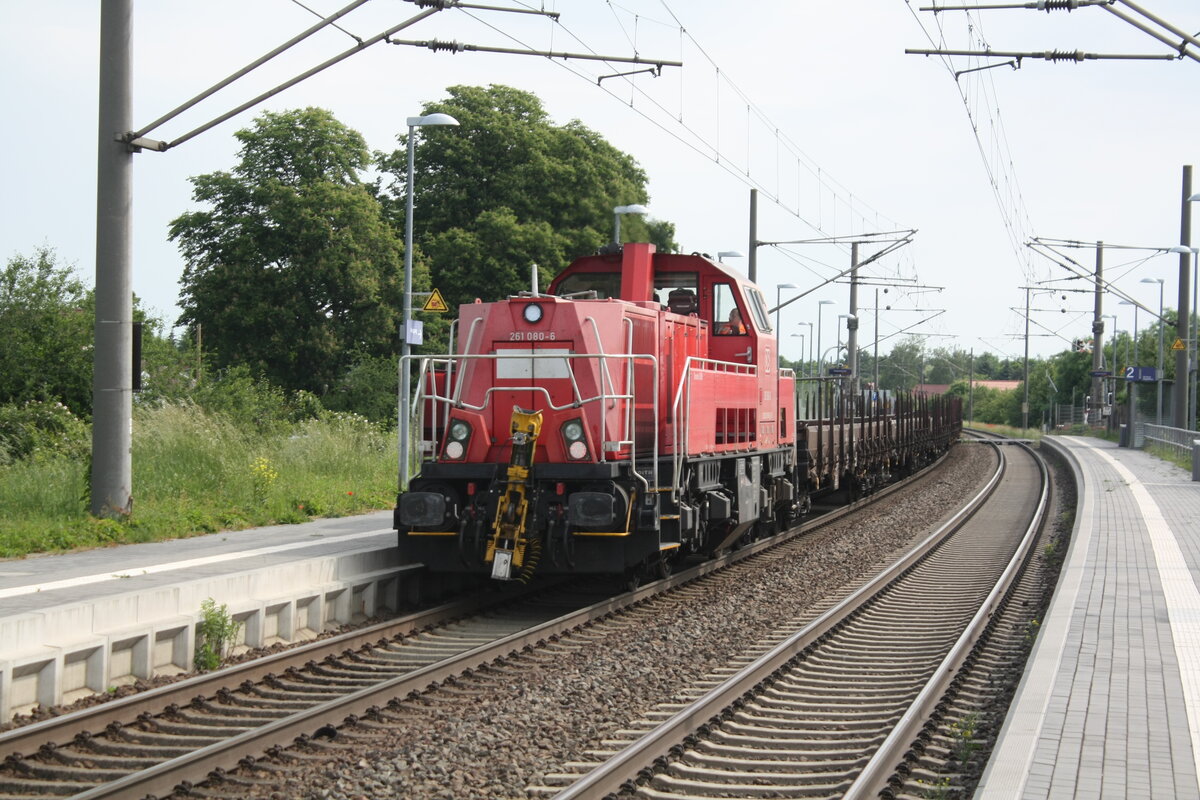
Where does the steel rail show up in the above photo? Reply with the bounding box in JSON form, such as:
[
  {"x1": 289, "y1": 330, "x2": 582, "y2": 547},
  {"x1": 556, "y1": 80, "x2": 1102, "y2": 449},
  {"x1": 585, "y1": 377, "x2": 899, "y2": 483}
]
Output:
[
  {"x1": 0, "y1": 582, "x2": 529, "y2": 755},
  {"x1": 1, "y1": 444, "x2": 961, "y2": 798},
  {"x1": 845, "y1": 438, "x2": 1050, "y2": 798},
  {"x1": 550, "y1": 438, "x2": 1006, "y2": 799}
]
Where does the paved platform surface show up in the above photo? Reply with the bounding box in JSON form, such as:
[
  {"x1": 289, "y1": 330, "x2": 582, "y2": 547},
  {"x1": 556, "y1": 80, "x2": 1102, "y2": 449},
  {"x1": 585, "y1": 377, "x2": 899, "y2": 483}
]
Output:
[
  {"x1": 0, "y1": 510, "x2": 395, "y2": 615},
  {"x1": 978, "y1": 435, "x2": 1200, "y2": 799}
]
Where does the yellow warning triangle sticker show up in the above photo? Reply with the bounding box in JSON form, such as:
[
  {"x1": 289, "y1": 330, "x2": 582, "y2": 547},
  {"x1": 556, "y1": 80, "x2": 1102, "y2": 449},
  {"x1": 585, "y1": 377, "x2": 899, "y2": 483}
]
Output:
[
  {"x1": 422, "y1": 288, "x2": 450, "y2": 313},
  {"x1": 1172, "y1": 337, "x2": 1187, "y2": 351}
]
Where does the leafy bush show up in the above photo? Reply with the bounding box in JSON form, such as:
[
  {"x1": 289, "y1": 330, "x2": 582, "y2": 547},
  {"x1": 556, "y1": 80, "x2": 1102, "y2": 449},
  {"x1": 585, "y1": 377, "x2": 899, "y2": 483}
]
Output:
[
  {"x1": 322, "y1": 354, "x2": 399, "y2": 426},
  {"x1": 0, "y1": 400, "x2": 90, "y2": 466},
  {"x1": 194, "y1": 598, "x2": 242, "y2": 671},
  {"x1": 0, "y1": 249, "x2": 93, "y2": 417}
]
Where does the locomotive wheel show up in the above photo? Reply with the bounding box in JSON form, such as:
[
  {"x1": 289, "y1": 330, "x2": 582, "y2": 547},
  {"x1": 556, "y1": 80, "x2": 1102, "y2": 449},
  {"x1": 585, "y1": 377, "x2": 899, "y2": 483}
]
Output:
[
  {"x1": 624, "y1": 569, "x2": 641, "y2": 593},
  {"x1": 653, "y1": 553, "x2": 672, "y2": 580}
]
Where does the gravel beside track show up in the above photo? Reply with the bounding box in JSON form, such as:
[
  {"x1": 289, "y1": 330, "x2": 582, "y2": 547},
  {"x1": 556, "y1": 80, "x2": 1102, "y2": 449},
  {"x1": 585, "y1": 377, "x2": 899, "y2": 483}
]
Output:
[{"x1": 200, "y1": 442, "x2": 997, "y2": 800}]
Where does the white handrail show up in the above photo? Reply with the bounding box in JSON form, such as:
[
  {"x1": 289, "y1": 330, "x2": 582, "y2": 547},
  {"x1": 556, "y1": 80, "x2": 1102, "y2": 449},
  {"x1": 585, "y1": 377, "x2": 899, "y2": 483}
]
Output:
[{"x1": 405, "y1": 350, "x2": 660, "y2": 494}]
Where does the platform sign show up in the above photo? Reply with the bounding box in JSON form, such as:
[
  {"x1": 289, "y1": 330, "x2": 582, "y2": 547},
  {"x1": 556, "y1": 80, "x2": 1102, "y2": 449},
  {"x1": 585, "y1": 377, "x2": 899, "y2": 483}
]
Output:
[
  {"x1": 404, "y1": 319, "x2": 424, "y2": 346},
  {"x1": 1088, "y1": 370, "x2": 1112, "y2": 378},
  {"x1": 828, "y1": 367, "x2": 852, "y2": 376},
  {"x1": 1124, "y1": 366, "x2": 1158, "y2": 382},
  {"x1": 422, "y1": 288, "x2": 450, "y2": 313}
]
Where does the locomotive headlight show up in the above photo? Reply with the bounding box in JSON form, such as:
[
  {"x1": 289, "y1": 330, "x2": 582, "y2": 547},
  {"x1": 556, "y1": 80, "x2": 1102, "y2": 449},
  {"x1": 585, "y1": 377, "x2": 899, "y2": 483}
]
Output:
[
  {"x1": 523, "y1": 303, "x2": 544, "y2": 324},
  {"x1": 561, "y1": 418, "x2": 589, "y2": 460},
  {"x1": 562, "y1": 419, "x2": 584, "y2": 442},
  {"x1": 444, "y1": 418, "x2": 472, "y2": 460}
]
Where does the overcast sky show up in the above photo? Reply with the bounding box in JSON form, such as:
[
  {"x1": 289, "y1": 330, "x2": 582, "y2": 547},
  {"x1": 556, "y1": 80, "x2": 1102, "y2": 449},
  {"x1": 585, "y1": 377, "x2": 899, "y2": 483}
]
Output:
[{"x1": 3, "y1": 1, "x2": 1198, "y2": 364}]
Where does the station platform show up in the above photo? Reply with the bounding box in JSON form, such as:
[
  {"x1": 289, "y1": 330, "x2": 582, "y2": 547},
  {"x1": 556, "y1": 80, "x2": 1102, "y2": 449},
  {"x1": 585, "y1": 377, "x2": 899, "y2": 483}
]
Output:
[
  {"x1": 978, "y1": 434, "x2": 1200, "y2": 798},
  {"x1": 0, "y1": 511, "x2": 411, "y2": 720}
]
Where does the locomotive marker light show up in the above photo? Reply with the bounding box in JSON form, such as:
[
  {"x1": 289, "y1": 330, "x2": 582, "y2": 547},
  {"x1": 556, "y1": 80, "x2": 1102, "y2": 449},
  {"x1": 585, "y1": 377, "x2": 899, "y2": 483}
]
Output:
[{"x1": 400, "y1": 112, "x2": 459, "y2": 490}]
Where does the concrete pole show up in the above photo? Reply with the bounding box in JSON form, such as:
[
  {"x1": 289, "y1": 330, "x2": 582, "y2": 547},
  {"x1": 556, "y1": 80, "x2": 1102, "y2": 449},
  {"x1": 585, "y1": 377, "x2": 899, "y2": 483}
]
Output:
[
  {"x1": 399, "y1": 122, "x2": 417, "y2": 490},
  {"x1": 1156, "y1": 280, "x2": 1165, "y2": 425},
  {"x1": 847, "y1": 242, "x2": 860, "y2": 393},
  {"x1": 1091, "y1": 242, "x2": 1105, "y2": 426},
  {"x1": 748, "y1": 189, "x2": 758, "y2": 283},
  {"x1": 1175, "y1": 166, "x2": 1192, "y2": 429},
  {"x1": 1023, "y1": 287, "x2": 1030, "y2": 431},
  {"x1": 91, "y1": 0, "x2": 134, "y2": 517},
  {"x1": 873, "y1": 287, "x2": 880, "y2": 390},
  {"x1": 968, "y1": 349, "x2": 974, "y2": 424}
]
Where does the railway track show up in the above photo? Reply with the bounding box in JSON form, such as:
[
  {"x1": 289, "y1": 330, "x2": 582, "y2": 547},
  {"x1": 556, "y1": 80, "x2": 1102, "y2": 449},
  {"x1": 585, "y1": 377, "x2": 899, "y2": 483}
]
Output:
[
  {"x1": 0, "y1": 444, "x2": 972, "y2": 800},
  {"x1": 535, "y1": 436, "x2": 1048, "y2": 799}
]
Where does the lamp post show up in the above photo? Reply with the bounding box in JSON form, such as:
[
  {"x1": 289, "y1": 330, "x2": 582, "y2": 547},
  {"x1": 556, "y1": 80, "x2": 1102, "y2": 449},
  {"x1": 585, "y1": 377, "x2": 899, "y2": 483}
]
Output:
[
  {"x1": 816, "y1": 300, "x2": 835, "y2": 376},
  {"x1": 1190, "y1": 189, "x2": 1200, "y2": 427},
  {"x1": 799, "y1": 321, "x2": 814, "y2": 378},
  {"x1": 1105, "y1": 313, "x2": 1119, "y2": 420},
  {"x1": 790, "y1": 333, "x2": 806, "y2": 376},
  {"x1": 1119, "y1": 300, "x2": 1139, "y2": 368},
  {"x1": 1121, "y1": 299, "x2": 1139, "y2": 429},
  {"x1": 611, "y1": 204, "x2": 649, "y2": 249},
  {"x1": 1140, "y1": 276, "x2": 1165, "y2": 425},
  {"x1": 777, "y1": 284, "x2": 798, "y2": 424},
  {"x1": 400, "y1": 112, "x2": 459, "y2": 489}
]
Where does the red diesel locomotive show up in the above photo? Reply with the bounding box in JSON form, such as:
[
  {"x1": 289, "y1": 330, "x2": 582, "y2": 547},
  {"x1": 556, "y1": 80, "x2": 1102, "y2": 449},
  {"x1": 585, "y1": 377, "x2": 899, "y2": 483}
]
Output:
[{"x1": 394, "y1": 242, "x2": 960, "y2": 582}]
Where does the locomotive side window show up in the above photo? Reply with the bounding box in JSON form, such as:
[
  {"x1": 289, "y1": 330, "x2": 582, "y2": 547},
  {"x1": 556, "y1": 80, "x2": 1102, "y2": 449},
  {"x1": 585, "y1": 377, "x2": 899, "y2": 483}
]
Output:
[
  {"x1": 746, "y1": 288, "x2": 771, "y2": 333},
  {"x1": 652, "y1": 271, "x2": 698, "y2": 309},
  {"x1": 713, "y1": 283, "x2": 746, "y2": 336}
]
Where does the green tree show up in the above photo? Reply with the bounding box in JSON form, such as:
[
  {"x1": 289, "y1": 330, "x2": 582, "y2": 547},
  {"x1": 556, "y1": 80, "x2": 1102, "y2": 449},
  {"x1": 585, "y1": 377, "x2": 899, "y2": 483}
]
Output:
[
  {"x1": 0, "y1": 248, "x2": 93, "y2": 416},
  {"x1": 171, "y1": 108, "x2": 405, "y2": 394},
  {"x1": 380, "y1": 84, "x2": 674, "y2": 311},
  {"x1": 877, "y1": 337, "x2": 925, "y2": 392}
]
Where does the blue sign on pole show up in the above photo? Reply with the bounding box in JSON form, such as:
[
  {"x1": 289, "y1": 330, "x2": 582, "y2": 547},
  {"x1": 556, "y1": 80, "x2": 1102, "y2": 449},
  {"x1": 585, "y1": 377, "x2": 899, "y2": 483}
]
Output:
[
  {"x1": 1123, "y1": 366, "x2": 1158, "y2": 383},
  {"x1": 828, "y1": 367, "x2": 851, "y2": 376},
  {"x1": 1089, "y1": 370, "x2": 1112, "y2": 378}
]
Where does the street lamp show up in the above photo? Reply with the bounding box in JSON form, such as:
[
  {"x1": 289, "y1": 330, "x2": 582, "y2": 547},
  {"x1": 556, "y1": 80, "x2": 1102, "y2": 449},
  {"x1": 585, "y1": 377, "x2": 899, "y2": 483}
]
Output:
[
  {"x1": 1121, "y1": 299, "x2": 1139, "y2": 428},
  {"x1": 816, "y1": 300, "x2": 835, "y2": 376},
  {"x1": 611, "y1": 204, "x2": 649, "y2": 248},
  {"x1": 1105, "y1": 313, "x2": 1118, "y2": 417},
  {"x1": 1140, "y1": 276, "x2": 1165, "y2": 425},
  {"x1": 1119, "y1": 300, "x2": 1139, "y2": 368},
  {"x1": 776, "y1": 284, "x2": 798, "y2": 422},
  {"x1": 400, "y1": 112, "x2": 459, "y2": 489},
  {"x1": 799, "y1": 321, "x2": 814, "y2": 378}
]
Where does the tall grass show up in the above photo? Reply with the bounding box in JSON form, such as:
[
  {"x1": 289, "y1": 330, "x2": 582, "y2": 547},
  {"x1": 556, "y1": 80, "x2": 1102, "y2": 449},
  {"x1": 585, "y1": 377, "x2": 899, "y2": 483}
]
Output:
[{"x1": 0, "y1": 403, "x2": 396, "y2": 559}]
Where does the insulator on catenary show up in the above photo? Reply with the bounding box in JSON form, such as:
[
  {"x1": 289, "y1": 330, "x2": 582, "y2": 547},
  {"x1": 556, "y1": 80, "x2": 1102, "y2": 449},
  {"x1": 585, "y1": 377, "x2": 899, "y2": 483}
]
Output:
[
  {"x1": 1036, "y1": 0, "x2": 1081, "y2": 11},
  {"x1": 1044, "y1": 49, "x2": 1087, "y2": 62},
  {"x1": 425, "y1": 39, "x2": 465, "y2": 54}
]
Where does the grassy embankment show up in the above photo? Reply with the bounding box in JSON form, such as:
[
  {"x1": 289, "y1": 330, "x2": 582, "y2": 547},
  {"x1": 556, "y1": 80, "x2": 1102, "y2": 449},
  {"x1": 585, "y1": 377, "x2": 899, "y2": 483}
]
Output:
[{"x1": 0, "y1": 404, "x2": 396, "y2": 559}]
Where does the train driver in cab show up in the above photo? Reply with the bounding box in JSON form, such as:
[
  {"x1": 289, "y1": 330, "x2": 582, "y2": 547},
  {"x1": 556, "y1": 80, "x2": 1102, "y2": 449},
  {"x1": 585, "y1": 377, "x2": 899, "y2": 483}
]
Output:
[{"x1": 717, "y1": 307, "x2": 747, "y2": 335}]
